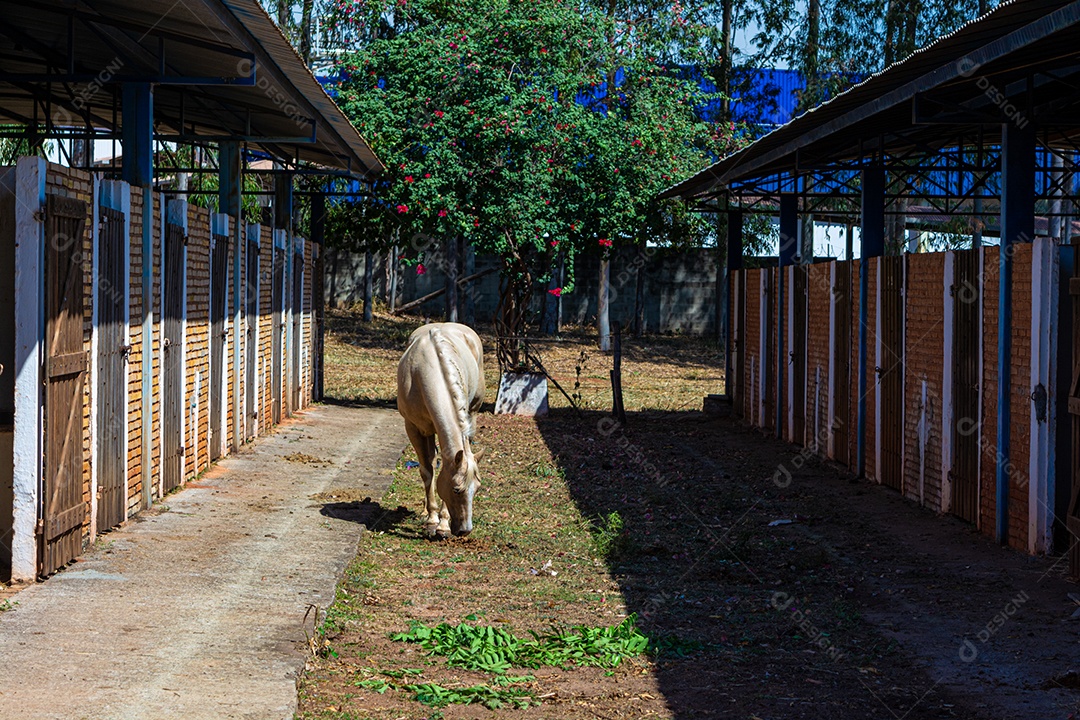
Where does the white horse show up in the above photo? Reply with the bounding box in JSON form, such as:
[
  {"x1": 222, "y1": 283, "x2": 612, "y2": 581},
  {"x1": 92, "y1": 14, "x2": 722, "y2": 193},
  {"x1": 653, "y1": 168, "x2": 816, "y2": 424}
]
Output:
[{"x1": 397, "y1": 323, "x2": 485, "y2": 537}]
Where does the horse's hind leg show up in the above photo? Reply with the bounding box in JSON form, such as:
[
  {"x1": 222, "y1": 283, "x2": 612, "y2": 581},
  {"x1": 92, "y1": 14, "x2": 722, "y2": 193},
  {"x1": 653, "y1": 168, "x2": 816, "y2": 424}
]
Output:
[{"x1": 405, "y1": 421, "x2": 441, "y2": 537}]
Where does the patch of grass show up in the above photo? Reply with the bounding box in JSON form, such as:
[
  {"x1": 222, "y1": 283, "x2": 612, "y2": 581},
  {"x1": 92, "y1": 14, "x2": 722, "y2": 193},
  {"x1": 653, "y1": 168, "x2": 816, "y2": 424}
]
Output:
[
  {"x1": 0, "y1": 599, "x2": 16, "y2": 613},
  {"x1": 390, "y1": 616, "x2": 652, "y2": 673},
  {"x1": 589, "y1": 511, "x2": 628, "y2": 559},
  {"x1": 405, "y1": 679, "x2": 536, "y2": 710}
]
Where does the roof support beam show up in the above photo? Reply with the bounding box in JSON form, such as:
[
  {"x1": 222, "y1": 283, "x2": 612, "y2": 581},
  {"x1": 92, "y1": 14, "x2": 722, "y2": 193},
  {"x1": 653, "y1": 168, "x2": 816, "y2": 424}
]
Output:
[
  {"x1": 858, "y1": 167, "x2": 885, "y2": 479},
  {"x1": 996, "y1": 120, "x2": 1036, "y2": 545},
  {"x1": 121, "y1": 81, "x2": 155, "y2": 511}
]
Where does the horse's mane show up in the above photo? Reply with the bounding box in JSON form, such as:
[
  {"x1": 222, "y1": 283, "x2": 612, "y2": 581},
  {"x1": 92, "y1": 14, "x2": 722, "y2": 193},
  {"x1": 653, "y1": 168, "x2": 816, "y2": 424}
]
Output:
[{"x1": 429, "y1": 327, "x2": 474, "y2": 439}]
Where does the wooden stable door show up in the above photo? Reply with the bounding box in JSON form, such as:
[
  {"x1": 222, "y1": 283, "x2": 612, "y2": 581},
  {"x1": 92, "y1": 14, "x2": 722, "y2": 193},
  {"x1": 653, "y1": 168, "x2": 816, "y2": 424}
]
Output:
[
  {"x1": 41, "y1": 195, "x2": 88, "y2": 577},
  {"x1": 1067, "y1": 276, "x2": 1080, "y2": 577},
  {"x1": 733, "y1": 271, "x2": 745, "y2": 418},
  {"x1": 162, "y1": 222, "x2": 185, "y2": 493},
  {"x1": 96, "y1": 205, "x2": 126, "y2": 532},
  {"x1": 764, "y1": 269, "x2": 776, "y2": 433},
  {"x1": 879, "y1": 256, "x2": 904, "y2": 491},
  {"x1": 952, "y1": 249, "x2": 980, "y2": 523}
]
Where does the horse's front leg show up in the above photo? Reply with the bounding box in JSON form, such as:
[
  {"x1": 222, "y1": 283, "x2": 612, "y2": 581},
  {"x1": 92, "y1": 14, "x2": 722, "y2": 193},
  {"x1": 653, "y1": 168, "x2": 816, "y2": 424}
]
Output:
[{"x1": 405, "y1": 422, "x2": 441, "y2": 537}]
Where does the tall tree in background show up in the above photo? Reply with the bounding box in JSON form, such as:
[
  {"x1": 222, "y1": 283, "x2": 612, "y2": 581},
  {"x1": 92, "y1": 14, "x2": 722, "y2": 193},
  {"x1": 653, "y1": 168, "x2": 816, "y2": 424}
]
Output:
[{"x1": 328, "y1": 0, "x2": 731, "y2": 358}]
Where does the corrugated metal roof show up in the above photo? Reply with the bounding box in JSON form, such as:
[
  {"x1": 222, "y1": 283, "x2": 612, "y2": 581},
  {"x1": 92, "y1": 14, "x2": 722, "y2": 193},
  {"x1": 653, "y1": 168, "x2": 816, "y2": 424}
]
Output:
[
  {"x1": 662, "y1": 0, "x2": 1080, "y2": 200},
  {"x1": 0, "y1": 0, "x2": 382, "y2": 177}
]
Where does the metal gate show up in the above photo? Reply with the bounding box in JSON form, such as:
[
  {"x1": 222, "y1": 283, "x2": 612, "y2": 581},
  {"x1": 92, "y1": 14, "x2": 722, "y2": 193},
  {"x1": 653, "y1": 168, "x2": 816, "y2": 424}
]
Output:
[
  {"x1": 271, "y1": 246, "x2": 284, "y2": 425},
  {"x1": 792, "y1": 265, "x2": 807, "y2": 445},
  {"x1": 833, "y1": 261, "x2": 851, "y2": 465},
  {"x1": 246, "y1": 236, "x2": 259, "y2": 440},
  {"x1": 41, "y1": 195, "x2": 88, "y2": 577},
  {"x1": 879, "y1": 255, "x2": 904, "y2": 490},
  {"x1": 312, "y1": 244, "x2": 324, "y2": 402},
  {"x1": 96, "y1": 205, "x2": 126, "y2": 532},
  {"x1": 209, "y1": 234, "x2": 227, "y2": 460},
  {"x1": 764, "y1": 268, "x2": 776, "y2": 433},
  {"x1": 291, "y1": 248, "x2": 303, "y2": 412},
  {"x1": 951, "y1": 249, "x2": 980, "y2": 523},
  {"x1": 162, "y1": 222, "x2": 185, "y2": 493}
]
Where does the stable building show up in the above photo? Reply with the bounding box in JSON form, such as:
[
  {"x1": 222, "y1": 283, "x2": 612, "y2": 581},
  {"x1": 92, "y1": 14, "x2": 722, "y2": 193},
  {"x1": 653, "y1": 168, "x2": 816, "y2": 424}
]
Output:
[
  {"x1": 665, "y1": 0, "x2": 1080, "y2": 572},
  {"x1": 0, "y1": 0, "x2": 382, "y2": 580}
]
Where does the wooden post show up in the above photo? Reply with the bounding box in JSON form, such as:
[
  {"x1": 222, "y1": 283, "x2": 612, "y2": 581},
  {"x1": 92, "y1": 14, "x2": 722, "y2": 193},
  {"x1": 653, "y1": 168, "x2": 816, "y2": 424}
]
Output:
[
  {"x1": 363, "y1": 249, "x2": 374, "y2": 322},
  {"x1": 388, "y1": 243, "x2": 399, "y2": 312},
  {"x1": 610, "y1": 320, "x2": 626, "y2": 424},
  {"x1": 598, "y1": 256, "x2": 611, "y2": 352}
]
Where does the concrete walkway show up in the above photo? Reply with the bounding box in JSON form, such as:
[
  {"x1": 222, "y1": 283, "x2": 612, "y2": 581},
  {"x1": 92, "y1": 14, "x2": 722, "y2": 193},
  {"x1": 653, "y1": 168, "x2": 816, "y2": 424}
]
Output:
[{"x1": 0, "y1": 405, "x2": 405, "y2": 720}]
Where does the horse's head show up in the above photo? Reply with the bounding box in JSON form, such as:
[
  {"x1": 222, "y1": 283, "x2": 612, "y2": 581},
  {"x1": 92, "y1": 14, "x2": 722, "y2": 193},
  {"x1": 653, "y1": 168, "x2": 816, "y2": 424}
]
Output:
[{"x1": 437, "y1": 440, "x2": 484, "y2": 536}]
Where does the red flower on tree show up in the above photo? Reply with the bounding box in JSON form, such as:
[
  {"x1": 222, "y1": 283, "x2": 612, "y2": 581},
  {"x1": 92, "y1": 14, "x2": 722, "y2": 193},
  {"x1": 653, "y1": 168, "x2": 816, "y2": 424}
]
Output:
[
  {"x1": 598, "y1": 238, "x2": 613, "y2": 247},
  {"x1": 548, "y1": 287, "x2": 562, "y2": 296},
  {"x1": 396, "y1": 204, "x2": 409, "y2": 214}
]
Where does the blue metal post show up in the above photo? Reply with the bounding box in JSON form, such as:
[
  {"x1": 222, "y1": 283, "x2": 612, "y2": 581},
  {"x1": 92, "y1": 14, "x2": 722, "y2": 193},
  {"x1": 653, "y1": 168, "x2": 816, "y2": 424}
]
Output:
[
  {"x1": 858, "y1": 167, "x2": 885, "y2": 478},
  {"x1": 122, "y1": 83, "x2": 154, "y2": 509},
  {"x1": 778, "y1": 193, "x2": 797, "y2": 438},
  {"x1": 997, "y1": 121, "x2": 1035, "y2": 545},
  {"x1": 219, "y1": 141, "x2": 242, "y2": 450},
  {"x1": 724, "y1": 210, "x2": 743, "y2": 400}
]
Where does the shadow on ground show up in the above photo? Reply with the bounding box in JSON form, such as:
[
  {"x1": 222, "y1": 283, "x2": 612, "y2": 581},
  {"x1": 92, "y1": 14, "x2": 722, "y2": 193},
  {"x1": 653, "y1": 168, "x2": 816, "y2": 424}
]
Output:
[
  {"x1": 534, "y1": 406, "x2": 1078, "y2": 719},
  {"x1": 320, "y1": 500, "x2": 419, "y2": 537}
]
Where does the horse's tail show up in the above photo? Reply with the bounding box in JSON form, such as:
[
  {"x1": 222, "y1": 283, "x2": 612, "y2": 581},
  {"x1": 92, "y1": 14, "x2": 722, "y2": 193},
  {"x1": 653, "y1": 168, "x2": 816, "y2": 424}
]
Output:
[{"x1": 429, "y1": 327, "x2": 474, "y2": 438}]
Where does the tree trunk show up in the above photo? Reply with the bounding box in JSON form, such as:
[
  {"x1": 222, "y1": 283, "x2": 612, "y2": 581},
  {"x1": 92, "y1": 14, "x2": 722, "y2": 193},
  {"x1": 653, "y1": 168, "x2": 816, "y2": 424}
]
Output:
[
  {"x1": 720, "y1": 0, "x2": 733, "y2": 119},
  {"x1": 598, "y1": 257, "x2": 611, "y2": 352},
  {"x1": 388, "y1": 244, "x2": 399, "y2": 311},
  {"x1": 300, "y1": 0, "x2": 314, "y2": 64},
  {"x1": 363, "y1": 250, "x2": 374, "y2": 322},
  {"x1": 445, "y1": 236, "x2": 459, "y2": 322},
  {"x1": 277, "y1": 0, "x2": 289, "y2": 29},
  {"x1": 633, "y1": 262, "x2": 645, "y2": 337},
  {"x1": 804, "y1": 0, "x2": 820, "y2": 109},
  {"x1": 461, "y1": 237, "x2": 475, "y2": 325}
]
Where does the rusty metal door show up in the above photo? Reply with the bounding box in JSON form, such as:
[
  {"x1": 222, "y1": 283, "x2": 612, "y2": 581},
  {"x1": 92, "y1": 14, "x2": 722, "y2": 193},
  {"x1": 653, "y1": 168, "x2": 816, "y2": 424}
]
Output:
[
  {"x1": 733, "y1": 270, "x2": 745, "y2": 418},
  {"x1": 764, "y1": 268, "x2": 776, "y2": 433},
  {"x1": 952, "y1": 249, "x2": 980, "y2": 523},
  {"x1": 40, "y1": 195, "x2": 88, "y2": 577},
  {"x1": 246, "y1": 237, "x2": 259, "y2": 440},
  {"x1": 96, "y1": 205, "x2": 126, "y2": 532},
  {"x1": 792, "y1": 266, "x2": 807, "y2": 445},
  {"x1": 879, "y1": 255, "x2": 904, "y2": 491},
  {"x1": 291, "y1": 249, "x2": 303, "y2": 412},
  {"x1": 162, "y1": 222, "x2": 185, "y2": 493},
  {"x1": 271, "y1": 246, "x2": 284, "y2": 425},
  {"x1": 833, "y1": 261, "x2": 851, "y2": 465},
  {"x1": 209, "y1": 234, "x2": 227, "y2": 461}
]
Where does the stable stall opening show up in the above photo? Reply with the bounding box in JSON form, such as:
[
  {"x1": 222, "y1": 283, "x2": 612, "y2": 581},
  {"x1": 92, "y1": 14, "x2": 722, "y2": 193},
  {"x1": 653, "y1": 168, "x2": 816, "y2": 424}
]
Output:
[{"x1": 0, "y1": 167, "x2": 14, "y2": 583}]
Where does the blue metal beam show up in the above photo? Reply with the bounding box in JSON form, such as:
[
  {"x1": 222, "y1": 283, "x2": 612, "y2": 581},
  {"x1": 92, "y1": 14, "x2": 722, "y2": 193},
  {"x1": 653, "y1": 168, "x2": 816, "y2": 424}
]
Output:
[
  {"x1": 997, "y1": 120, "x2": 1035, "y2": 545},
  {"x1": 777, "y1": 193, "x2": 797, "y2": 438},
  {"x1": 121, "y1": 83, "x2": 152, "y2": 186},
  {"x1": 858, "y1": 167, "x2": 885, "y2": 479}
]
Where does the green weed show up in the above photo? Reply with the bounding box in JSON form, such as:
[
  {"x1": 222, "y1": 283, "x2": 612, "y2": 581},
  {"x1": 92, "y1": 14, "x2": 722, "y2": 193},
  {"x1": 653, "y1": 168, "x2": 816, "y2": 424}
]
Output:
[{"x1": 590, "y1": 511, "x2": 628, "y2": 559}]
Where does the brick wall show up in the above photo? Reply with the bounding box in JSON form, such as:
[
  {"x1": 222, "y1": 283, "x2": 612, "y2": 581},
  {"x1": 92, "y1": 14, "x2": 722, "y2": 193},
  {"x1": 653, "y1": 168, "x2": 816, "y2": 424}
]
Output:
[
  {"x1": 806, "y1": 262, "x2": 832, "y2": 454},
  {"x1": 981, "y1": 247, "x2": 999, "y2": 534},
  {"x1": 259, "y1": 226, "x2": 274, "y2": 435},
  {"x1": 743, "y1": 269, "x2": 761, "y2": 422},
  {"x1": 903, "y1": 253, "x2": 945, "y2": 509},
  {"x1": 1009, "y1": 244, "x2": 1033, "y2": 550},
  {"x1": 849, "y1": 259, "x2": 861, "y2": 469},
  {"x1": 187, "y1": 205, "x2": 211, "y2": 477},
  {"x1": 865, "y1": 258, "x2": 878, "y2": 481},
  {"x1": 127, "y1": 186, "x2": 144, "y2": 515}
]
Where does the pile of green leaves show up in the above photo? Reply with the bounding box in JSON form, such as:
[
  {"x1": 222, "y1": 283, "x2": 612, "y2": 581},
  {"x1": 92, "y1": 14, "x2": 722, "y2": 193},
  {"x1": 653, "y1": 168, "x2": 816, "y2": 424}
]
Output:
[{"x1": 390, "y1": 615, "x2": 651, "y2": 673}]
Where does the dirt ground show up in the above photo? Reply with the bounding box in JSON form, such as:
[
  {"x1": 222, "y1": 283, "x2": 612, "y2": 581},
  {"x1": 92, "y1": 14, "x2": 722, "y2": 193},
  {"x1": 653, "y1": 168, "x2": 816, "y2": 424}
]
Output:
[{"x1": 299, "y1": 310, "x2": 1080, "y2": 720}]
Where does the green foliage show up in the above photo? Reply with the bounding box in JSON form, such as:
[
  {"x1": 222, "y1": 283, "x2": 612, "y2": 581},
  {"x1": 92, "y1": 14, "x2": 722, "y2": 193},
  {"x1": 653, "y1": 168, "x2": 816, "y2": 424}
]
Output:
[
  {"x1": 590, "y1": 511, "x2": 628, "y2": 559},
  {"x1": 328, "y1": 0, "x2": 734, "y2": 291},
  {"x1": 404, "y1": 679, "x2": 536, "y2": 709},
  {"x1": 390, "y1": 615, "x2": 651, "y2": 672}
]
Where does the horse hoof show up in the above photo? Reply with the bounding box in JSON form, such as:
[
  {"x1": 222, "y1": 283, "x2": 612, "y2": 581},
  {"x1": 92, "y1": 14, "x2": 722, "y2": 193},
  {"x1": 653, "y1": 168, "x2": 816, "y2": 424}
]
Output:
[
  {"x1": 435, "y1": 527, "x2": 451, "y2": 539},
  {"x1": 424, "y1": 524, "x2": 440, "y2": 538}
]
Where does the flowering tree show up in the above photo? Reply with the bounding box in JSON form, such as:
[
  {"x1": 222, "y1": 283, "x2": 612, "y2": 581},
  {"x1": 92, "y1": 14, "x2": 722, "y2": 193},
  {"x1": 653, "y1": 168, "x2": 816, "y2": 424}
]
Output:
[{"x1": 330, "y1": 0, "x2": 734, "y2": 362}]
